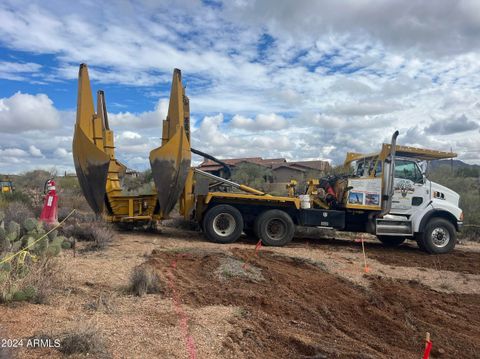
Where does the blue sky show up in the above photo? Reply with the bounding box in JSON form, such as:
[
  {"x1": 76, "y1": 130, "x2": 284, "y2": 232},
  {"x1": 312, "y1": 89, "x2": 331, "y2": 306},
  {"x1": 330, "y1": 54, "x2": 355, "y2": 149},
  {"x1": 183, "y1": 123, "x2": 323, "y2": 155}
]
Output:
[{"x1": 1, "y1": 0, "x2": 480, "y2": 173}]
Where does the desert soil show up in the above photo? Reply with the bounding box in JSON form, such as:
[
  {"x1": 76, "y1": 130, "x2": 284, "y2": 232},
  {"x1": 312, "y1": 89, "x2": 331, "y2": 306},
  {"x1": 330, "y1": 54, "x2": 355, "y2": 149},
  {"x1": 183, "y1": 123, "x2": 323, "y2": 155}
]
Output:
[{"x1": 1, "y1": 225, "x2": 480, "y2": 358}]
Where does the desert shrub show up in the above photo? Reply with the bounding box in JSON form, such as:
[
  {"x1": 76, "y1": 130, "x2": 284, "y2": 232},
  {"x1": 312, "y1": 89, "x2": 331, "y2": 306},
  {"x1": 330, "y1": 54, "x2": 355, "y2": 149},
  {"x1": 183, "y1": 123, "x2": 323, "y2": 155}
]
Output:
[
  {"x1": 0, "y1": 256, "x2": 63, "y2": 304},
  {"x1": 0, "y1": 191, "x2": 32, "y2": 207},
  {"x1": 429, "y1": 166, "x2": 480, "y2": 231},
  {"x1": 84, "y1": 291, "x2": 117, "y2": 313},
  {"x1": 90, "y1": 226, "x2": 115, "y2": 250},
  {"x1": 59, "y1": 322, "x2": 107, "y2": 356},
  {"x1": 3, "y1": 201, "x2": 34, "y2": 234},
  {"x1": 122, "y1": 170, "x2": 154, "y2": 195},
  {"x1": 460, "y1": 226, "x2": 480, "y2": 242},
  {"x1": 128, "y1": 264, "x2": 162, "y2": 296},
  {"x1": 60, "y1": 219, "x2": 114, "y2": 250},
  {"x1": 58, "y1": 194, "x2": 91, "y2": 213}
]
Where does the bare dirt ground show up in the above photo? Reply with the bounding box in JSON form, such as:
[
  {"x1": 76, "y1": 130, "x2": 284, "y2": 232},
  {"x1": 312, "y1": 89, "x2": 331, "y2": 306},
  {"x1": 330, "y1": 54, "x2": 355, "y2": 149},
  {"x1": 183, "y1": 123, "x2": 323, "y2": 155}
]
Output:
[{"x1": 1, "y1": 225, "x2": 480, "y2": 358}]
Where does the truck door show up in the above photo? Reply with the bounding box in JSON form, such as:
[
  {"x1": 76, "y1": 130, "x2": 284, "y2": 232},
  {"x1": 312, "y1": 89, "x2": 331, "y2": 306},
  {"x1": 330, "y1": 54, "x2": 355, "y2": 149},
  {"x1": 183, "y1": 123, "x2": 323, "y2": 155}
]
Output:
[{"x1": 391, "y1": 159, "x2": 428, "y2": 215}]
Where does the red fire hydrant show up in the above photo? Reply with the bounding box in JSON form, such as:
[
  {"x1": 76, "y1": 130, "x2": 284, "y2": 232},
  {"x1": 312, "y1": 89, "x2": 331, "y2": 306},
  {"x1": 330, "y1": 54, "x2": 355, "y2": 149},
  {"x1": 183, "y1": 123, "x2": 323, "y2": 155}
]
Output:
[{"x1": 40, "y1": 178, "x2": 59, "y2": 224}]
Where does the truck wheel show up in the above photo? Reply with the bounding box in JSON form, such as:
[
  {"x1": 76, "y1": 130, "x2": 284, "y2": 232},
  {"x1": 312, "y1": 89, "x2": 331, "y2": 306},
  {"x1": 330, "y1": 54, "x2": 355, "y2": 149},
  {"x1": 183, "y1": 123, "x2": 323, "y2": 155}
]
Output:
[
  {"x1": 202, "y1": 205, "x2": 243, "y2": 244},
  {"x1": 377, "y1": 236, "x2": 406, "y2": 247},
  {"x1": 254, "y1": 210, "x2": 294, "y2": 246},
  {"x1": 418, "y1": 218, "x2": 456, "y2": 254}
]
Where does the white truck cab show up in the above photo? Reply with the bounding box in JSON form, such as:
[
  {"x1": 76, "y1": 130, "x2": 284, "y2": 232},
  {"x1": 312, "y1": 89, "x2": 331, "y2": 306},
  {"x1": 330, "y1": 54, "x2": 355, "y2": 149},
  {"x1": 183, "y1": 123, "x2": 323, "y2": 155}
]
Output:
[
  {"x1": 387, "y1": 157, "x2": 463, "y2": 253},
  {"x1": 348, "y1": 136, "x2": 463, "y2": 254}
]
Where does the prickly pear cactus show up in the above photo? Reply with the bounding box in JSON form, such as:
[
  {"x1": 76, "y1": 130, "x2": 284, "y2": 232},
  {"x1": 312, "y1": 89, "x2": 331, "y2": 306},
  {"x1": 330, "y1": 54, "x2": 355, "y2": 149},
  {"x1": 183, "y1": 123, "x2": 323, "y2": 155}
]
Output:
[
  {"x1": 0, "y1": 238, "x2": 10, "y2": 254},
  {"x1": 7, "y1": 221, "x2": 20, "y2": 241},
  {"x1": 36, "y1": 220, "x2": 44, "y2": 232},
  {"x1": 44, "y1": 235, "x2": 63, "y2": 257},
  {"x1": 0, "y1": 239, "x2": 9, "y2": 253},
  {"x1": 0, "y1": 227, "x2": 8, "y2": 252},
  {"x1": 0, "y1": 261, "x2": 11, "y2": 274},
  {"x1": 48, "y1": 229, "x2": 58, "y2": 241},
  {"x1": 10, "y1": 241, "x2": 21, "y2": 253},
  {"x1": 23, "y1": 218, "x2": 38, "y2": 233},
  {"x1": 34, "y1": 236, "x2": 49, "y2": 255},
  {"x1": 46, "y1": 243, "x2": 61, "y2": 257},
  {"x1": 20, "y1": 235, "x2": 35, "y2": 249},
  {"x1": 12, "y1": 285, "x2": 37, "y2": 302},
  {"x1": 0, "y1": 228, "x2": 9, "y2": 253}
]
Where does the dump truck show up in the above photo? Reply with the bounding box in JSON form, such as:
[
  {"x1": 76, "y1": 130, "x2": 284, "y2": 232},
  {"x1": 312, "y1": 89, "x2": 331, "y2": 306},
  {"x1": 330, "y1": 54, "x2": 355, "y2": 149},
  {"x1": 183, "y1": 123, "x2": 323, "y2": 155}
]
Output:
[{"x1": 72, "y1": 64, "x2": 463, "y2": 254}]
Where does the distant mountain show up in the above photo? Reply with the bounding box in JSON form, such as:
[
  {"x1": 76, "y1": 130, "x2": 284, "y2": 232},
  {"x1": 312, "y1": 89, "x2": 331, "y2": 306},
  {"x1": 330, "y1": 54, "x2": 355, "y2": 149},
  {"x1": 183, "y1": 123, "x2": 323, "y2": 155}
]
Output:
[{"x1": 429, "y1": 160, "x2": 480, "y2": 177}]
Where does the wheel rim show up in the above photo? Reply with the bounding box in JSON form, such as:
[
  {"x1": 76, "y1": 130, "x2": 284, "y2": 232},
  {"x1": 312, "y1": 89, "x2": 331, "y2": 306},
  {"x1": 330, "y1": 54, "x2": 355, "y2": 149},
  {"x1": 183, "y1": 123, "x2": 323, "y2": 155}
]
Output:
[
  {"x1": 431, "y1": 227, "x2": 450, "y2": 248},
  {"x1": 212, "y1": 213, "x2": 236, "y2": 237},
  {"x1": 265, "y1": 218, "x2": 287, "y2": 241}
]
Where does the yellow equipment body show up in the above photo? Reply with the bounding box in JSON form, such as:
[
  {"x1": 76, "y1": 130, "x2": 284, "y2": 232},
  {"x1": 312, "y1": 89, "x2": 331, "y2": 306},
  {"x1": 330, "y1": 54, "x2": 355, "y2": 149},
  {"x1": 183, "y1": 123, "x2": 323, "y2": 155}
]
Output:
[{"x1": 1, "y1": 180, "x2": 14, "y2": 193}]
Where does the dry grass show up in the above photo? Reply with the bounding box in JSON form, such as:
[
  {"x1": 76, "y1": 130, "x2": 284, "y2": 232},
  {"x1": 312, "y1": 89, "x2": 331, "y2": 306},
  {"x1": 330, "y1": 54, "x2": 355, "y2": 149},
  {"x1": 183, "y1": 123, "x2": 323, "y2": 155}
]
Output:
[
  {"x1": 84, "y1": 291, "x2": 117, "y2": 313},
  {"x1": 90, "y1": 225, "x2": 115, "y2": 250},
  {"x1": 58, "y1": 321, "x2": 108, "y2": 357},
  {"x1": 61, "y1": 220, "x2": 115, "y2": 250},
  {"x1": 128, "y1": 264, "x2": 163, "y2": 296}
]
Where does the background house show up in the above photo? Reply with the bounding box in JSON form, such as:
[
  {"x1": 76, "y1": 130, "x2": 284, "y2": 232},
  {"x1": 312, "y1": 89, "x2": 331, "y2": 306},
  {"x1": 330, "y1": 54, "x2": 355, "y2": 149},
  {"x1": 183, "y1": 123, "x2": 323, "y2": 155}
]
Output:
[{"x1": 197, "y1": 157, "x2": 330, "y2": 183}]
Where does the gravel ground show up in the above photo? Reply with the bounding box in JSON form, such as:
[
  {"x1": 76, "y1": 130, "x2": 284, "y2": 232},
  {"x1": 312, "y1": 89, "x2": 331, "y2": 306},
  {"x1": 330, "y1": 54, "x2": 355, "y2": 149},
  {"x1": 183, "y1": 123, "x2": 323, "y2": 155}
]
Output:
[{"x1": 1, "y1": 225, "x2": 479, "y2": 358}]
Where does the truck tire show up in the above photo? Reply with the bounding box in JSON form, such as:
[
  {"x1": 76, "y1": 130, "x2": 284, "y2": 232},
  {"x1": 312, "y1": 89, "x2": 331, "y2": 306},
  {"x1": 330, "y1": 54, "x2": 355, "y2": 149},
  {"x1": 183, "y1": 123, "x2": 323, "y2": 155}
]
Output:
[
  {"x1": 202, "y1": 205, "x2": 244, "y2": 244},
  {"x1": 377, "y1": 236, "x2": 406, "y2": 247},
  {"x1": 254, "y1": 210, "x2": 294, "y2": 246},
  {"x1": 415, "y1": 234, "x2": 426, "y2": 251},
  {"x1": 418, "y1": 218, "x2": 456, "y2": 254}
]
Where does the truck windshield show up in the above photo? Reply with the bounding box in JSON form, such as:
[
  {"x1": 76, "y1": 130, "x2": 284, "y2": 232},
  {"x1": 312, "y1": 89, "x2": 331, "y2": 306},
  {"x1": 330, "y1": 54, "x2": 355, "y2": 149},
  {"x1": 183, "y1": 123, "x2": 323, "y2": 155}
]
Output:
[{"x1": 394, "y1": 159, "x2": 423, "y2": 183}]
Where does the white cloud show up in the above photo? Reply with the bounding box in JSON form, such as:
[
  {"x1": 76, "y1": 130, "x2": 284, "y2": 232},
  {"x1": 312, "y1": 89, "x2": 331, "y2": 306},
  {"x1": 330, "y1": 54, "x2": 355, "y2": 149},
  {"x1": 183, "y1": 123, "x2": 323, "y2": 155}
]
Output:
[
  {"x1": 0, "y1": 0, "x2": 480, "y2": 173},
  {"x1": 0, "y1": 92, "x2": 60, "y2": 133},
  {"x1": 29, "y1": 145, "x2": 43, "y2": 157},
  {"x1": 109, "y1": 99, "x2": 168, "y2": 129},
  {"x1": 0, "y1": 61, "x2": 41, "y2": 81},
  {"x1": 0, "y1": 147, "x2": 29, "y2": 157},
  {"x1": 53, "y1": 148, "x2": 71, "y2": 158},
  {"x1": 230, "y1": 113, "x2": 287, "y2": 131}
]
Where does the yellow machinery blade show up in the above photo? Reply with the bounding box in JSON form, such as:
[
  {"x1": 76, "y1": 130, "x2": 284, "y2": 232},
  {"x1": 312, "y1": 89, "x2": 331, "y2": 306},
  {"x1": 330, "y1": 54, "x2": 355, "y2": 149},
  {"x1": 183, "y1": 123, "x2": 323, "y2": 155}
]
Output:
[
  {"x1": 149, "y1": 69, "x2": 191, "y2": 217},
  {"x1": 72, "y1": 64, "x2": 110, "y2": 214}
]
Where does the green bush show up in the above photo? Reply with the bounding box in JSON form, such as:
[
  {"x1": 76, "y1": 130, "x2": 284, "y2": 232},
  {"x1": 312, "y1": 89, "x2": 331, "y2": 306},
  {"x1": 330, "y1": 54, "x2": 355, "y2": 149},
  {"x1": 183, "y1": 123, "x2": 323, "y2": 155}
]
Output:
[
  {"x1": 4, "y1": 201, "x2": 34, "y2": 231},
  {"x1": 231, "y1": 163, "x2": 273, "y2": 192},
  {"x1": 429, "y1": 167, "x2": 480, "y2": 227}
]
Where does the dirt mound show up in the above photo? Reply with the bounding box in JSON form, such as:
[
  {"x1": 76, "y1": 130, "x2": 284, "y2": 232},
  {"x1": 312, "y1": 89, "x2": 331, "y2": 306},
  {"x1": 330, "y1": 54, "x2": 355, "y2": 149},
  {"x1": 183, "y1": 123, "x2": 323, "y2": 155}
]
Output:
[
  {"x1": 149, "y1": 248, "x2": 480, "y2": 358},
  {"x1": 283, "y1": 236, "x2": 480, "y2": 275},
  {"x1": 368, "y1": 246, "x2": 480, "y2": 274}
]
